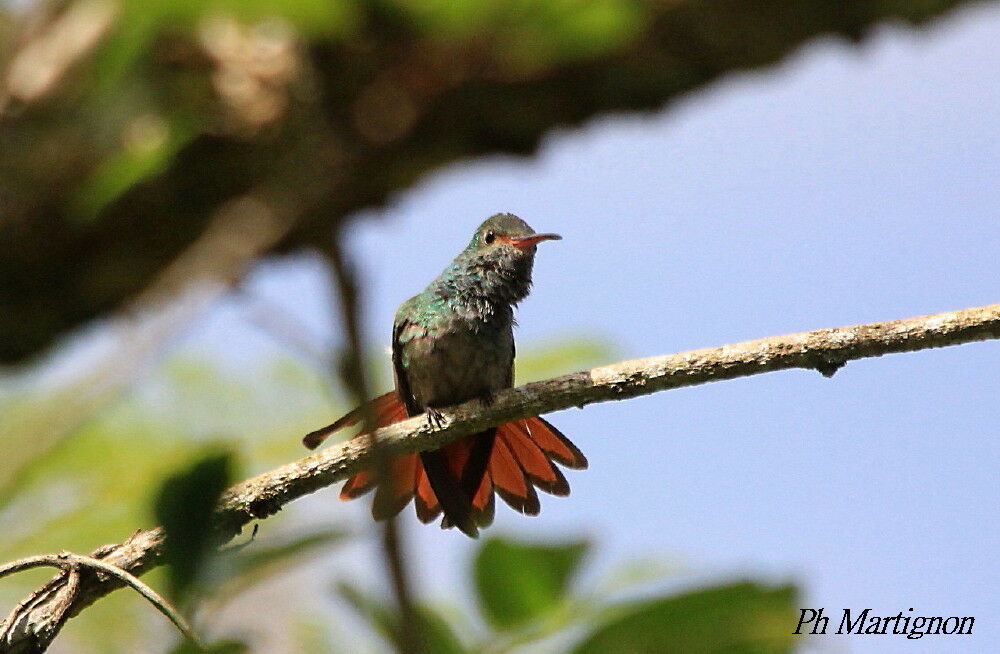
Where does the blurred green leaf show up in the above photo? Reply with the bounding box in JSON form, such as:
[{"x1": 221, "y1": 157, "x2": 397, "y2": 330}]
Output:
[
  {"x1": 213, "y1": 527, "x2": 348, "y2": 600},
  {"x1": 154, "y1": 450, "x2": 235, "y2": 605},
  {"x1": 515, "y1": 336, "x2": 614, "y2": 385},
  {"x1": 71, "y1": 115, "x2": 197, "y2": 223},
  {"x1": 0, "y1": 0, "x2": 974, "y2": 366},
  {"x1": 397, "y1": 0, "x2": 643, "y2": 62},
  {"x1": 168, "y1": 639, "x2": 249, "y2": 654},
  {"x1": 336, "y1": 581, "x2": 397, "y2": 644},
  {"x1": 336, "y1": 581, "x2": 468, "y2": 654},
  {"x1": 413, "y1": 604, "x2": 468, "y2": 654},
  {"x1": 594, "y1": 556, "x2": 680, "y2": 597},
  {"x1": 572, "y1": 582, "x2": 799, "y2": 654},
  {"x1": 0, "y1": 406, "x2": 216, "y2": 652},
  {"x1": 474, "y1": 536, "x2": 588, "y2": 630},
  {"x1": 292, "y1": 614, "x2": 339, "y2": 654},
  {"x1": 0, "y1": 355, "x2": 338, "y2": 652},
  {"x1": 91, "y1": 0, "x2": 359, "y2": 93}
]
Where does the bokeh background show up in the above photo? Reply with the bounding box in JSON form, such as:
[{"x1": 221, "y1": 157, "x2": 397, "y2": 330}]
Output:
[{"x1": 1, "y1": 1, "x2": 997, "y2": 652}]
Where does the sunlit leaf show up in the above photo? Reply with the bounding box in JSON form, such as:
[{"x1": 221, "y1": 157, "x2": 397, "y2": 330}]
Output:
[
  {"x1": 572, "y1": 581, "x2": 799, "y2": 654},
  {"x1": 395, "y1": 0, "x2": 643, "y2": 62},
  {"x1": 594, "y1": 556, "x2": 680, "y2": 596},
  {"x1": 474, "y1": 536, "x2": 588, "y2": 630},
  {"x1": 70, "y1": 115, "x2": 197, "y2": 223},
  {"x1": 292, "y1": 614, "x2": 339, "y2": 654},
  {"x1": 515, "y1": 337, "x2": 614, "y2": 384}
]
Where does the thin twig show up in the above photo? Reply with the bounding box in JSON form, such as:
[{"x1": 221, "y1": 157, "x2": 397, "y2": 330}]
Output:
[
  {"x1": 0, "y1": 190, "x2": 306, "y2": 504},
  {"x1": 0, "y1": 552, "x2": 202, "y2": 648},
  {"x1": 2, "y1": 302, "x2": 1000, "y2": 652},
  {"x1": 219, "y1": 523, "x2": 260, "y2": 555},
  {"x1": 319, "y1": 231, "x2": 422, "y2": 654},
  {"x1": 241, "y1": 291, "x2": 336, "y2": 367}
]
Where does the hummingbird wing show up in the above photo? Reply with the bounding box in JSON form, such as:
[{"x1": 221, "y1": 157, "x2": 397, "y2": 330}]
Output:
[
  {"x1": 392, "y1": 315, "x2": 482, "y2": 537},
  {"x1": 305, "y1": 318, "x2": 587, "y2": 537}
]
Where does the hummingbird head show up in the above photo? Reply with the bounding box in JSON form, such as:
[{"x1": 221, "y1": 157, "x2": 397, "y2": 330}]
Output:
[
  {"x1": 438, "y1": 213, "x2": 560, "y2": 310},
  {"x1": 466, "y1": 213, "x2": 562, "y2": 254}
]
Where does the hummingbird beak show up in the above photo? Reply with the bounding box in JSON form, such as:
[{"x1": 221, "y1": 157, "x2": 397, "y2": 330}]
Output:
[{"x1": 504, "y1": 233, "x2": 562, "y2": 250}]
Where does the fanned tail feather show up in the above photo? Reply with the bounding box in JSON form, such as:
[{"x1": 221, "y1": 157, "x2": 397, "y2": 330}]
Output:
[
  {"x1": 471, "y1": 472, "x2": 496, "y2": 527},
  {"x1": 520, "y1": 416, "x2": 588, "y2": 470},
  {"x1": 490, "y1": 434, "x2": 541, "y2": 515},
  {"x1": 306, "y1": 393, "x2": 585, "y2": 536},
  {"x1": 302, "y1": 391, "x2": 405, "y2": 450},
  {"x1": 371, "y1": 453, "x2": 418, "y2": 520},
  {"x1": 414, "y1": 464, "x2": 441, "y2": 523},
  {"x1": 500, "y1": 420, "x2": 570, "y2": 496}
]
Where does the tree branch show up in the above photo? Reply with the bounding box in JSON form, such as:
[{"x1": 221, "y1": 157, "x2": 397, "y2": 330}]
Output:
[
  {"x1": 3, "y1": 302, "x2": 999, "y2": 652},
  {"x1": 0, "y1": 552, "x2": 201, "y2": 649}
]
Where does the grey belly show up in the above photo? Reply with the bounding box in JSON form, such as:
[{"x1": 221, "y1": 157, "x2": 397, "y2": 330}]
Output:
[{"x1": 402, "y1": 327, "x2": 513, "y2": 409}]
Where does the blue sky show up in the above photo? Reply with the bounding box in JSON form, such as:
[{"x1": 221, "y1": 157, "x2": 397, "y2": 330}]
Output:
[{"x1": 173, "y1": 4, "x2": 1000, "y2": 651}]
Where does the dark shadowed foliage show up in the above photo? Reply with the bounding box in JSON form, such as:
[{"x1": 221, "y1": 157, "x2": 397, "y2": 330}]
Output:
[{"x1": 0, "y1": 0, "x2": 976, "y2": 363}]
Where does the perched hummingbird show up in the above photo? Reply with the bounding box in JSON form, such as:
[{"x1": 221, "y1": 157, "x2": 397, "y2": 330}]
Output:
[{"x1": 304, "y1": 214, "x2": 587, "y2": 537}]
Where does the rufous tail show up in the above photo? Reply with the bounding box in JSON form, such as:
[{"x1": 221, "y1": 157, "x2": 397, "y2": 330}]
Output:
[{"x1": 303, "y1": 391, "x2": 587, "y2": 537}]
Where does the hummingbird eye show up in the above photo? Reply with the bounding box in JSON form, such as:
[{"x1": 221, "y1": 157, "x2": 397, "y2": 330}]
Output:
[{"x1": 483, "y1": 230, "x2": 496, "y2": 245}]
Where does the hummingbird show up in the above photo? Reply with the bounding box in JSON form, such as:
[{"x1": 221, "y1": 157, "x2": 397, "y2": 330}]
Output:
[{"x1": 303, "y1": 214, "x2": 587, "y2": 537}]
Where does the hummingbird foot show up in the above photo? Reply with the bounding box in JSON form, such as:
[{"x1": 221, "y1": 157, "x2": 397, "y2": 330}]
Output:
[{"x1": 425, "y1": 407, "x2": 447, "y2": 429}]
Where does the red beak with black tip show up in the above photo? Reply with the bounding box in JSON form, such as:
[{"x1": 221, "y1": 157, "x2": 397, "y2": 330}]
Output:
[{"x1": 505, "y1": 233, "x2": 562, "y2": 250}]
